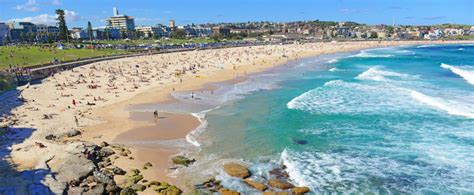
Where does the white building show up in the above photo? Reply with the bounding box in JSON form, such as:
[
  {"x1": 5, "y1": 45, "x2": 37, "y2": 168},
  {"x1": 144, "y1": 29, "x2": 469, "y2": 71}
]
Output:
[
  {"x1": 444, "y1": 28, "x2": 465, "y2": 36},
  {"x1": 135, "y1": 26, "x2": 164, "y2": 38}
]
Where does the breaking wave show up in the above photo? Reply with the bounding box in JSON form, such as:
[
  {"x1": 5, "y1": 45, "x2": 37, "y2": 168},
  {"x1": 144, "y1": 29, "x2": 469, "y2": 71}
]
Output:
[{"x1": 441, "y1": 63, "x2": 474, "y2": 85}]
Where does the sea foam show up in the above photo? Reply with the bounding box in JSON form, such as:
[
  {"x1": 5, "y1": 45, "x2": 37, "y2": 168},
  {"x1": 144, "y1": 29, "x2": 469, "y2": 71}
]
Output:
[
  {"x1": 355, "y1": 66, "x2": 415, "y2": 81},
  {"x1": 441, "y1": 63, "x2": 474, "y2": 85},
  {"x1": 409, "y1": 90, "x2": 474, "y2": 118}
]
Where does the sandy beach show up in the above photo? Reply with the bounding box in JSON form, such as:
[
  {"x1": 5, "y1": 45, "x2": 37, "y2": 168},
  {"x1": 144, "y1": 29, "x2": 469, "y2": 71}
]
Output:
[{"x1": 1, "y1": 40, "x2": 472, "y2": 194}]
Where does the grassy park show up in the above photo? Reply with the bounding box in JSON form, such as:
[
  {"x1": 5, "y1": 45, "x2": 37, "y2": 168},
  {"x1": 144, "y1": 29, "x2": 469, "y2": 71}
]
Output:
[{"x1": 0, "y1": 45, "x2": 129, "y2": 70}]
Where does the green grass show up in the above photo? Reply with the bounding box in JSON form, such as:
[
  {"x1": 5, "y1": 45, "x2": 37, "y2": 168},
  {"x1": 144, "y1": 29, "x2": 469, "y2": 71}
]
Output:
[{"x1": 0, "y1": 45, "x2": 129, "y2": 70}]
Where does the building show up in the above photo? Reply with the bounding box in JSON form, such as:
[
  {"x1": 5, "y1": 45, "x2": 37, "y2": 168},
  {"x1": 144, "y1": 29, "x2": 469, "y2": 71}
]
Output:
[
  {"x1": 106, "y1": 7, "x2": 135, "y2": 31},
  {"x1": 212, "y1": 26, "x2": 231, "y2": 38},
  {"x1": 7, "y1": 21, "x2": 37, "y2": 41},
  {"x1": 169, "y1": 20, "x2": 175, "y2": 30},
  {"x1": 444, "y1": 28, "x2": 465, "y2": 36},
  {"x1": 71, "y1": 27, "x2": 89, "y2": 39},
  {"x1": 135, "y1": 26, "x2": 167, "y2": 38},
  {"x1": 0, "y1": 23, "x2": 11, "y2": 43}
]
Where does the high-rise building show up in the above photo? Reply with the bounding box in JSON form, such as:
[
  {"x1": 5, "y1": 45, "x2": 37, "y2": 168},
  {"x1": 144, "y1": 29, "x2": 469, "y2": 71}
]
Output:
[
  {"x1": 106, "y1": 7, "x2": 135, "y2": 31},
  {"x1": 169, "y1": 20, "x2": 175, "y2": 29}
]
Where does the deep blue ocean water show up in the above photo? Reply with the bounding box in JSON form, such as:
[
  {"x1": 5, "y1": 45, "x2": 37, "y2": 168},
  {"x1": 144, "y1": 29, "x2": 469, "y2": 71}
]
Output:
[{"x1": 173, "y1": 44, "x2": 474, "y2": 194}]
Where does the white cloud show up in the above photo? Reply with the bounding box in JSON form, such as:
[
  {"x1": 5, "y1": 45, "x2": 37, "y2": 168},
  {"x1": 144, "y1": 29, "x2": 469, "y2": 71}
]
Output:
[
  {"x1": 15, "y1": 0, "x2": 40, "y2": 12},
  {"x1": 65, "y1": 10, "x2": 81, "y2": 21},
  {"x1": 51, "y1": 0, "x2": 61, "y2": 5},
  {"x1": 8, "y1": 9, "x2": 81, "y2": 25},
  {"x1": 9, "y1": 14, "x2": 56, "y2": 25}
]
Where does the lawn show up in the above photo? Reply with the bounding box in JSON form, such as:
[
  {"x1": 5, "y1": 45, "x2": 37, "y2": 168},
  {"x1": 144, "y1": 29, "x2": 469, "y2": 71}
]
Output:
[
  {"x1": 84, "y1": 37, "x2": 243, "y2": 45},
  {"x1": 0, "y1": 45, "x2": 129, "y2": 70}
]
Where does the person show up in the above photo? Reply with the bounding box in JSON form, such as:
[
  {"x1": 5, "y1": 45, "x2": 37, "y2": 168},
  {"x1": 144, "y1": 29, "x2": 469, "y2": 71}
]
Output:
[
  {"x1": 74, "y1": 116, "x2": 79, "y2": 127},
  {"x1": 153, "y1": 110, "x2": 158, "y2": 118},
  {"x1": 72, "y1": 99, "x2": 76, "y2": 106}
]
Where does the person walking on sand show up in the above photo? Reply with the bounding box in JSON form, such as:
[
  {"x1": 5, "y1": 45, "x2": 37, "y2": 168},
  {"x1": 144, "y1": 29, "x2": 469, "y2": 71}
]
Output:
[
  {"x1": 72, "y1": 99, "x2": 76, "y2": 106},
  {"x1": 74, "y1": 115, "x2": 79, "y2": 127},
  {"x1": 153, "y1": 110, "x2": 159, "y2": 119}
]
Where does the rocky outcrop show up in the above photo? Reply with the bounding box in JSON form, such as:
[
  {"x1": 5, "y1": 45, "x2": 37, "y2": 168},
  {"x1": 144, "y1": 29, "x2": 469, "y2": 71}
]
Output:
[
  {"x1": 292, "y1": 187, "x2": 310, "y2": 195},
  {"x1": 219, "y1": 188, "x2": 240, "y2": 195},
  {"x1": 243, "y1": 179, "x2": 267, "y2": 191},
  {"x1": 171, "y1": 155, "x2": 195, "y2": 167},
  {"x1": 55, "y1": 154, "x2": 95, "y2": 182},
  {"x1": 268, "y1": 179, "x2": 294, "y2": 190},
  {"x1": 223, "y1": 163, "x2": 250, "y2": 178},
  {"x1": 262, "y1": 191, "x2": 290, "y2": 195}
]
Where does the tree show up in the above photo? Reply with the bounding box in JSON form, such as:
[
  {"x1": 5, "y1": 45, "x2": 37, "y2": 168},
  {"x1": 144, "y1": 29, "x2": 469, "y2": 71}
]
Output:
[
  {"x1": 104, "y1": 28, "x2": 110, "y2": 40},
  {"x1": 120, "y1": 28, "x2": 127, "y2": 39},
  {"x1": 5, "y1": 35, "x2": 11, "y2": 44},
  {"x1": 28, "y1": 32, "x2": 35, "y2": 43},
  {"x1": 87, "y1": 21, "x2": 93, "y2": 40},
  {"x1": 55, "y1": 9, "x2": 69, "y2": 41},
  {"x1": 20, "y1": 32, "x2": 26, "y2": 42},
  {"x1": 170, "y1": 29, "x2": 186, "y2": 39},
  {"x1": 370, "y1": 32, "x2": 378, "y2": 39},
  {"x1": 47, "y1": 32, "x2": 53, "y2": 43}
]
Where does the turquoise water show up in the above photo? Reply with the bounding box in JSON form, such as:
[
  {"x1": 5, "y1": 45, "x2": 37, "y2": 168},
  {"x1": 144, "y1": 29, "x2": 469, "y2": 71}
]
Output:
[{"x1": 187, "y1": 44, "x2": 474, "y2": 194}]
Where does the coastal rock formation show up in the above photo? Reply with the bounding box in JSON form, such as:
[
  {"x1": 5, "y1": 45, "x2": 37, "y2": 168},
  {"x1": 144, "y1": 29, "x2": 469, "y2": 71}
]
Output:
[
  {"x1": 262, "y1": 191, "x2": 290, "y2": 195},
  {"x1": 292, "y1": 187, "x2": 310, "y2": 194},
  {"x1": 55, "y1": 154, "x2": 95, "y2": 182},
  {"x1": 171, "y1": 155, "x2": 195, "y2": 167},
  {"x1": 268, "y1": 179, "x2": 295, "y2": 190},
  {"x1": 243, "y1": 179, "x2": 267, "y2": 191},
  {"x1": 223, "y1": 163, "x2": 250, "y2": 178},
  {"x1": 219, "y1": 188, "x2": 240, "y2": 195}
]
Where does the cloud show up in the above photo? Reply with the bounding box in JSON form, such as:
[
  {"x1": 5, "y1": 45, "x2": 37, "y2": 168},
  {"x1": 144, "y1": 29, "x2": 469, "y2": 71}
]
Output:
[
  {"x1": 9, "y1": 14, "x2": 56, "y2": 25},
  {"x1": 51, "y1": 0, "x2": 61, "y2": 5},
  {"x1": 14, "y1": 0, "x2": 40, "y2": 12},
  {"x1": 65, "y1": 10, "x2": 81, "y2": 21},
  {"x1": 8, "y1": 9, "x2": 81, "y2": 25},
  {"x1": 339, "y1": 8, "x2": 368, "y2": 14},
  {"x1": 423, "y1": 16, "x2": 446, "y2": 20}
]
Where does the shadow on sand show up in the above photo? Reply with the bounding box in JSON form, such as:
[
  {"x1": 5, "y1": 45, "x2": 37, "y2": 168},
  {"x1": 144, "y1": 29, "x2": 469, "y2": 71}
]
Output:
[{"x1": 0, "y1": 88, "x2": 53, "y2": 194}]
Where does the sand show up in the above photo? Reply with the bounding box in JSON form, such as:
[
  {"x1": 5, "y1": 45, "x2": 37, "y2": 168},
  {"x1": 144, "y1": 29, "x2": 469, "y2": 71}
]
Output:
[{"x1": 2, "y1": 40, "x2": 473, "y2": 193}]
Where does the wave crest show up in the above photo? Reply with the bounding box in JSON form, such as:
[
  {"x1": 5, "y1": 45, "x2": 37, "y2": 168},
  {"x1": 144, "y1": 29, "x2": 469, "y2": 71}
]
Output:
[{"x1": 441, "y1": 63, "x2": 474, "y2": 85}]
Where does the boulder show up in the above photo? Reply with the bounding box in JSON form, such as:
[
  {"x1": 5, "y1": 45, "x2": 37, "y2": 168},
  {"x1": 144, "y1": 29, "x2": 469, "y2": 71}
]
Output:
[
  {"x1": 119, "y1": 187, "x2": 137, "y2": 195},
  {"x1": 292, "y1": 187, "x2": 310, "y2": 195},
  {"x1": 262, "y1": 191, "x2": 290, "y2": 195},
  {"x1": 130, "y1": 184, "x2": 146, "y2": 192},
  {"x1": 112, "y1": 167, "x2": 126, "y2": 175},
  {"x1": 171, "y1": 156, "x2": 195, "y2": 167},
  {"x1": 244, "y1": 179, "x2": 267, "y2": 191},
  {"x1": 99, "y1": 147, "x2": 115, "y2": 157},
  {"x1": 55, "y1": 155, "x2": 95, "y2": 182},
  {"x1": 86, "y1": 183, "x2": 105, "y2": 194},
  {"x1": 223, "y1": 163, "x2": 250, "y2": 178},
  {"x1": 62, "y1": 129, "x2": 81, "y2": 138},
  {"x1": 219, "y1": 188, "x2": 240, "y2": 195},
  {"x1": 105, "y1": 182, "x2": 121, "y2": 194},
  {"x1": 93, "y1": 170, "x2": 114, "y2": 184},
  {"x1": 99, "y1": 141, "x2": 109, "y2": 147},
  {"x1": 268, "y1": 179, "x2": 294, "y2": 190}
]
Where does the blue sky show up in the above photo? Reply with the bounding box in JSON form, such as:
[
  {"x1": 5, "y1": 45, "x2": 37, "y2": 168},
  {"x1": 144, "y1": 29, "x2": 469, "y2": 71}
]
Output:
[{"x1": 1, "y1": 0, "x2": 473, "y2": 28}]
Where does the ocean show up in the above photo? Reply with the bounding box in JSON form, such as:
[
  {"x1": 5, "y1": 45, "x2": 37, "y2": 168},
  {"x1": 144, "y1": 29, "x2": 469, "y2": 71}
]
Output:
[{"x1": 161, "y1": 44, "x2": 474, "y2": 194}]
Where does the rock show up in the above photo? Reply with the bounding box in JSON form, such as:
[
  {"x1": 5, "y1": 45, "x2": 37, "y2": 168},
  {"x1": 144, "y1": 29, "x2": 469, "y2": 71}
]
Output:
[
  {"x1": 99, "y1": 141, "x2": 109, "y2": 147},
  {"x1": 55, "y1": 155, "x2": 95, "y2": 182},
  {"x1": 143, "y1": 162, "x2": 153, "y2": 169},
  {"x1": 145, "y1": 181, "x2": 161, "y2": 188},
  {"x1": 120, "y1": 151, "x2": 129, "y2": 156},
  {"x1": 219, "y1": 188, "x2": 240, "y2": 195},
  {"x1": 262, "y1": 191, "x2": 290, "y2": 195},
  {"x1": 126, "y1": 169, "x2": 143, "y2": 184},
  {"x1": 45, "y1": 134, "x2": 56, "y2": 140},
  {"x1": 67, "y1": 187, "x2": 85, "y2": 194},
  {"x1": 292, "y1": 187, "x2": 310, "y2": 195},
  {"x1": 93, "y1": 170, "x2": 114, "y2": 184},
  {"x1": 85, "y1": 175, "x2": 96, "y2": 183},
  {"x1": 86, "y1": 183, "x2": 105, "y2": 194},
  {"x1": 64, "y1": 129, "x2": 81, "y2": 137},
  {"x1": 119, "y1": 187, "x2": 137, "y2": 195},
  {"x1": 244, "y1": 179, "x2": 267, "y2": 191},
  {"x1": 105, "y1": 182, "x2": 120, "y2": 193},
  {"x1": 112, "y1": 167, "x2": 126, "y2": 175},
  {"x1": 99, "y1": 147, "x2": 115, "y2": 157},
  {"x1": 171, "y1": 155, "x2": 195, "y2": 167},
  {"x1": 154, "y1": 185, "x2": 182, "y2": 195},
  {"x1": 269, "y1": 166, "x2": 289, "y2": 179},
  {"x1": 268, "y1": 179, "x2": 294, "y2": 190},
  {"x1": 130, "y1": 184, "x2": 146, "y2": 192},
  {"x1": 223, "y1": 163, "x2": 250, "y2": 178}
]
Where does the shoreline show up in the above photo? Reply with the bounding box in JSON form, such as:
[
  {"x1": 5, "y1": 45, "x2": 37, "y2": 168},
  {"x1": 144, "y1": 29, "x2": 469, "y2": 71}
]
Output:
[{"x1": 2, "y1": 40, "x2": 473, "y2": 194}]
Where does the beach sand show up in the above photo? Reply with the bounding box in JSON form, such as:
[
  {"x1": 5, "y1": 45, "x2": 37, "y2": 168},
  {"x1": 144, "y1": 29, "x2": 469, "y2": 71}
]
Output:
[{"x1": 2, "y1": 40, "x2": 473, "y2": 193}]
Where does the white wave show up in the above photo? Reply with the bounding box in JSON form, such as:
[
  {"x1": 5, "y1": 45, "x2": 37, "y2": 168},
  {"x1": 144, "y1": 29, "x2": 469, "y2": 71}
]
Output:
[
  {"x1": 458, "y1": 48, "x2": 464, "y2": 51},
  {"x1": 350, "y1": 50, "x2": 393, "y2": 58},
  {"x1": 417, "y1": 44, "x2": 437, "y2": 48},
  {"x1": 186, "y1": 107, "x2": 220, "y2": 147},
  {"x1": 441, "y1": 63, "x2": 474, "y2": 85},
  {"x1": 409, "y1": 90, "x2": 474, "y2": 118},
  {"x1": 327, "y1": 59, "x2": 339, "y2": 63},
  {"x1": 328, "y1": 67, "x2": 339, "y2": 72},
  {"x1": 287, "y1": 80, "x2": 419, "y2": 115},
  {"x1": 355, "y1": 66, "x2": 416, "y2": 81}
]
